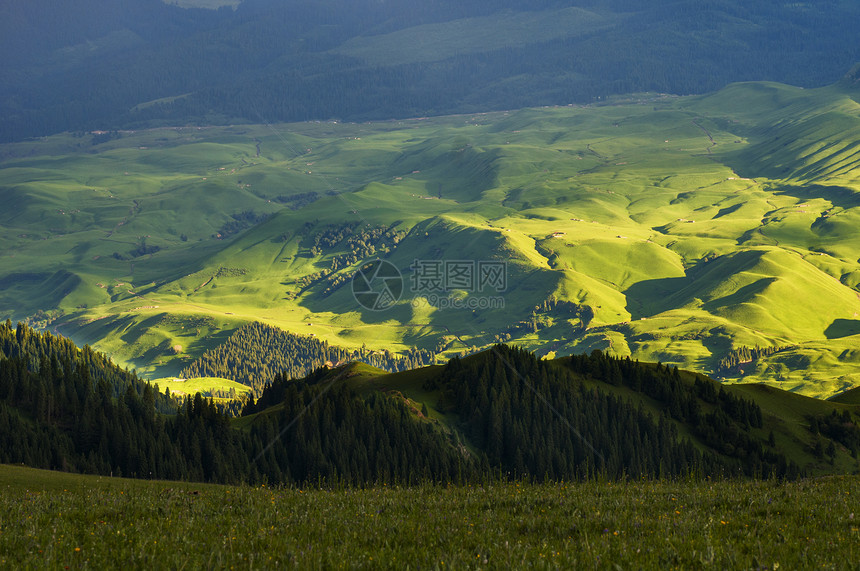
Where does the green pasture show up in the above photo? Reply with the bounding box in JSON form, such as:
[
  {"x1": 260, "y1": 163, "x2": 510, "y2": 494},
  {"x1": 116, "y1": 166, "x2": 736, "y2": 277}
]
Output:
[
  {"x1": 149, "y1": 376, "x2": 251, "y2": 399},
  {"x1": 2, "y1": 81, "x2": 860, "y2": 396},
  {"x1": 0, "y1": 464, "x2": 857, "y2": 569}
]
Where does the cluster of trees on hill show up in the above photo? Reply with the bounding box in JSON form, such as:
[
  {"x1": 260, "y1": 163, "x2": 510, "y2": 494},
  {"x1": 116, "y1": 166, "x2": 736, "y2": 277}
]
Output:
[
  {"x1": 179, "y1": 321, "x2": 435, "y2": 394},
  {"x1": 291, "y1": 222, "x2": 408, "y2": 296},
  {"x1": 494, "y1": 296, "x2": 593, "y2": 342},
  {"x1": 275, "y1": 191, "x2": 321, "y2": 210},
  {"x1": 427, "y1": 347, "x2": 800, "y2": 479},
  {"x1": 563, "y1": 350, "x2": 797, "y2": 476},
  {"x1": 215, "y1": 211, "x2": 271, "y2": 239},
  {"x1": 810, "y1": 410, "x2": 860, "y2": 461},
  {"x1": 3, "y1": 0, "x2": 859, "y2": 141},
  {"x1": 714, "y1": 345, "x2": 789, "y2": 376}
]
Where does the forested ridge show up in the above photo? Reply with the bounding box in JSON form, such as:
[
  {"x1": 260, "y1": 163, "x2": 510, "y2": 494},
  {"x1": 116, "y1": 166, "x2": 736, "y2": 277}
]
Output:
[
  {"x1": 242, "y1": 372, "x2": 472, "y2": 485},
  {"x1": 0, "y1": 319, "x2": 174, "y2": 414},
  {"x1": 3, "y1": 322, "x2": 857, "y2": 484},
  {"x1": 0, "y1": 322, "x2": 461, "y2": 483},
  {"x1": 3, "y1": 0, "x2": 860, "y2": 141},
  {"x1": 429, "y1": 346, "x2": 801, "y2": 479}
]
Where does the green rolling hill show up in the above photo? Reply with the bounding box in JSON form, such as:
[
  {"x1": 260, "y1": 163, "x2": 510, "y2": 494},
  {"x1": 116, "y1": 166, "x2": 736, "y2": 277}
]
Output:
[
  {"x1": 2, "y1": 76, "x2": 860, "y2": 397},
  {"x1": 151, "y1": 376, "x2": 250, "y2": 401},
  {"x1": 829, "y1": 385, "x2": 860, "y2": 406}
]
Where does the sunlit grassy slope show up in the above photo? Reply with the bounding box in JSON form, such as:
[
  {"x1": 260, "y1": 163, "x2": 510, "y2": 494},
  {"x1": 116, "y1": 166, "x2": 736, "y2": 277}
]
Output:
[
  {"x1": 2, "y1": 79, "x2": 860, "y2": 397},
  {"x1": 150, "y1": 376, "x2": 250, "y2": 400}
]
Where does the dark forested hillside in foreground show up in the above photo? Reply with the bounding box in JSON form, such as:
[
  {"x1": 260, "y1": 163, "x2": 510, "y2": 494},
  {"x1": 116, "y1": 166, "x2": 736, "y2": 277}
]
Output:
[
  {"x1": 0, "y1": 319, "x2": 175, "y2": 414},
  {"x1": 2, "y1": 0, "x2": 860, "y2": 141},
  {"x1": 0, "y1": 322, "x2": 463, "y2": 483},
  {"x1": 3, "y1": 322, "x2": 860, "y2": 484},
  {"x1": 425, "y1": 346, "x2": 794, "y2": 479}
]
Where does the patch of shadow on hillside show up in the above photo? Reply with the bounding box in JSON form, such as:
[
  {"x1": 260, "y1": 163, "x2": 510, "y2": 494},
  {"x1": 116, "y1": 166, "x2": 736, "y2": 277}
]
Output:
[
  {"x1": 391, "y1": 142, "x2": 501, "y2": 203},
  {"x1": 736, "y1": 226, "x2": 778, "y2": 247},
  {"x1": 622, "y1": 276, "x2": 690, "y2": 319},
  {"x1": 699, "y1": 328, "x2": 735, "y2": 372},
  {"x1": 0, "y1": 187, "x2": 33, "y2": 225},
  {"x1": 0, "y1": 270, "x2": 82, "y2": 312},
  {"x1": 700, "y1": 278, "x2": 776, "y2": 312},
  {"x1": 623, "y1": 250, "x2": 770, "y2": 319},
  {"x1": 713, "y1": 203, "x2": 743, "y2": 219},
  {"x1": 825, "y1": 318, "x2": 860, "y2": 339},
  {"x1": 125, "y1": 339, "x2": 174, "y2": 375},
  {"x1": 120, "y1": 313, "x2": 167, "y2": 345},
  {"x1": 774, "y1": 184, "x2": 860, "y2": 210},
  {"x1": 0, "y1": 272, "x2": 51, "y2": 289}
]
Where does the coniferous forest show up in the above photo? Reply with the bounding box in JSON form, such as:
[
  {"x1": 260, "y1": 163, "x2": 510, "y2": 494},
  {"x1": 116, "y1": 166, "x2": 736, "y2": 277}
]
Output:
[
  {"x1": 2, "y1": 321, "x2": 841, "y2": 486},
  {"x1": 0, "y1": 322, "x2": 461, "y2": 483},
  {"x1": 428, "y1": 346, "x2": 800, "y2": 479}
]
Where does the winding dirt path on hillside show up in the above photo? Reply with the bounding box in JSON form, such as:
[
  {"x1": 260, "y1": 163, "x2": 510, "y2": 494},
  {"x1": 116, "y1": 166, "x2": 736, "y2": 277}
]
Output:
[{"x1": 691, "y1": 119, "x2": 716, "y2": 154}]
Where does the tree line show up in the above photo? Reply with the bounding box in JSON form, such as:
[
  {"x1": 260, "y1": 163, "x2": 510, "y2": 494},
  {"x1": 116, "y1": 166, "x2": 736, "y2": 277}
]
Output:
[
  {"x1": 0, "y1": 321, "x2": 464, "y2": 484},
  {"x1": 0, "y1": 321, "x2": 823, "y2": 485},
  {"x1": 714, "y1": 345, "x2": 789, "y2": 376},
  {"x1": 427, "y1": 346, "x2": 801, "y2": 479}
]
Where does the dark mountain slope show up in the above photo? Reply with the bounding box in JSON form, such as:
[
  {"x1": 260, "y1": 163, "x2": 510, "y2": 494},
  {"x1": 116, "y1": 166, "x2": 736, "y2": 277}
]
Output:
[
  {"x1": 3, "y1": 322, "x2": 858, "y2": 484},
  {"x1": 246, "y1": 346, "x2": 860, "y2": 479},
  {"x1": 0, "y1": 322, "x2": 468, "y2": 484},
  {"x1": 3, "y1": 1, "x2": 860, "y2": 141}
]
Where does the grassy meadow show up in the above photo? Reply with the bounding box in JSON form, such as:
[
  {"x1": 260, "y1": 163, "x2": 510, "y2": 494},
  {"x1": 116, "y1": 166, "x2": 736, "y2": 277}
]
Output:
[
  {"x1": 2, "y1": 81, "x2": 860, "y2": 396},
  {"x1": 0, "y1": 465, "x2": 857, "y2": 569}
]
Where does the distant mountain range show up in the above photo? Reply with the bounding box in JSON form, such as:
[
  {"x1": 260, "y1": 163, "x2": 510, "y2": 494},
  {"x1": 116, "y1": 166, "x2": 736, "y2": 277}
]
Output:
[{"x1": 2, "y1": 0, "x2": 860, "y2": 141}]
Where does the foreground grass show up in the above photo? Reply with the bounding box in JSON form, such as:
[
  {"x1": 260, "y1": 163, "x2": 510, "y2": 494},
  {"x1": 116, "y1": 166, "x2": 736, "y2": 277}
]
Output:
[{"x1": 0, "y1": 466, "x2": 857, "y2": 569}]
